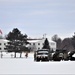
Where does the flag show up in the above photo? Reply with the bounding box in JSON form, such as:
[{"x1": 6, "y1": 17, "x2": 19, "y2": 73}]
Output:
[{"x1": 0, "y1": 29, "x2": 2, "y2": 34}]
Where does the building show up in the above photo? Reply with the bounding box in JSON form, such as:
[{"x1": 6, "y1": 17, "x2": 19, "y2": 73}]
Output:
[
  {"x1": 0, "y1": 38, "x2": 56, "y2": 52},
  {"x1": 28, "y1": 38, "x2": 56, "y2": 51},
  {"x1": 0, "y1": 39, "x2": 9, "y2": 52}
]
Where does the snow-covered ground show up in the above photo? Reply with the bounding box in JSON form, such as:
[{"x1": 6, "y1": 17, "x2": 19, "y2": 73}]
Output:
[{"x1": 0, "y1": 52, "x2": 75, "y2": 74}]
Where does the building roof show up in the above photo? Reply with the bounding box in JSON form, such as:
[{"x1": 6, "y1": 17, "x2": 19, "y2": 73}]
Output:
[
  {"x1": 28, "y1": 40, "x2": 41, "y2": 43},
  {"x1": 28, "y1": 38, "x2": 56, "y2": 43},
  {"x1": 47, "y1": 38, "x2": 55, "y2": 43},
  {"x1": 0, "y1": 39, "x2": 10, "y2": 42}
]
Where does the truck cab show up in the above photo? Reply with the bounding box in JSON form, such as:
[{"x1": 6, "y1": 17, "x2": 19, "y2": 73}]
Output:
[{"x1": 34, "y1": 49, "x2": 50, "y2": 61}]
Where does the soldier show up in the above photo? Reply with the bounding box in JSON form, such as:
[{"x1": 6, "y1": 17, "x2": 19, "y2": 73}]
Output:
[
  {"x1": 34, "y1": 51, "x2": 36, "y2": 61},
  {"x1": 25, "y1": 52, "x2": 28, "y2": 58}
]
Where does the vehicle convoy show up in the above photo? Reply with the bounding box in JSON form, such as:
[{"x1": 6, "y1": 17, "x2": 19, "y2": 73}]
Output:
[
  {"x1": 34, "y1": 49, "x2": 64, "y2": 61},
  {"x1": 34, "y1": 48, "x2": 75, "y2": 61}
]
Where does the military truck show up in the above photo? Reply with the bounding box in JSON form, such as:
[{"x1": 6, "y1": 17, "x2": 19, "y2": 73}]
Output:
[
  {"x1": 34, "y1": 49, "x2": 50, "y2": 61},
  {"x1": 52, "y1": 49, "x2": 69, "y2": 61}
]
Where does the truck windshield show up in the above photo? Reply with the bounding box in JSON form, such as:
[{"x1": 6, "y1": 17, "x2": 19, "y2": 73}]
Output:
[{"x1": 37, "y1": 51, "x2": 48, "y2": 55}]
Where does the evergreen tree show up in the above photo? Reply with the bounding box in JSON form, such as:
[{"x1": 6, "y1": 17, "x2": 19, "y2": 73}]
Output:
[
  {"x1": 6, "y1": 28, "x2": 28, "y2": 44},
  {"x1": 6, "y1": 28, "x2": 30, "y2": 58},
  {"x1": 42, "y1": 38, "x2": 50, "y2": 49}
]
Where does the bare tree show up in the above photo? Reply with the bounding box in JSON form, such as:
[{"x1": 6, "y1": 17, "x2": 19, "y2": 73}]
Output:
[{"x1": 52, "y1": 34, "x2": 62, "y2": 49}]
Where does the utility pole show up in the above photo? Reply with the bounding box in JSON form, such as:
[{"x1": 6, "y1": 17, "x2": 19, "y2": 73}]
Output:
[{"x1": 43, "y1": 33, "x2": 47, "y2": 39}]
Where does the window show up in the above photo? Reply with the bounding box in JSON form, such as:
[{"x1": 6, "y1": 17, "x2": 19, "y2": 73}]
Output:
[
  {"x1": 42, "y1": 43, "x2": 44, "y2": 45},
  {"x1": 4, "y1": 48, "x2": 7, "y2": 50},
  {"x1": 38, "y1": 43, "x2": 40, "y2": 45},
  {"x1": 38, "y1": 47, "x2": 40, "y2": 49},
  {"x1": 0, "y1": 43, "x2": 1, "y2": 45},
  {"x1": 33, "y1": 43, "x2": 35, "y2": 45},
  {"x1": 4, "y1": 43, "x2": 6, "y2": 45},
  {"x1": 0, "y1": 48, "x2": 1, "y2": 50}
]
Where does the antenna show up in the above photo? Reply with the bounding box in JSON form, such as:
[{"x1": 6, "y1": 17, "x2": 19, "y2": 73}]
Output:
[{"x1": 43, "y1": 33, "x2": 47, "y2": 39}]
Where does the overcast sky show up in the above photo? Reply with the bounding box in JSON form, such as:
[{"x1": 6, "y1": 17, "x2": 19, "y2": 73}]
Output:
[{"x1": 0, "y1": 0, "x2": 75, "y2": 39}]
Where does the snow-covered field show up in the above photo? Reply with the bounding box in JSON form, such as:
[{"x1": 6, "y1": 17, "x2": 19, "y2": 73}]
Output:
[{"x1": 0, "y1": 52, "x2": 75, "y2": 74}]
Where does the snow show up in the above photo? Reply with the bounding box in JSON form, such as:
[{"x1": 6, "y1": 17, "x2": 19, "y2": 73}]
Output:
[
  {"x1": 72, "y1": 54, "x2": 75, "y2": 57},
  {"x1": 28, "y1": 40, "x2": 40, "y2": 43},
  {"x1": 0, "y1": 52, "x2": 75, "y2": 74}
]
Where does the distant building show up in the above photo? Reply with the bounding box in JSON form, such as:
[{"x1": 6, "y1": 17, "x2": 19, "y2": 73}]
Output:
[
  {"x1": 0, "y1": 39, "x2": 9, "y2": 52},
  {"x1": 28, "y1": 38, "x2": 56, "y2": 51},
  {"x1": 0, "y1": 38, "x2": 56, "y2": 52}
]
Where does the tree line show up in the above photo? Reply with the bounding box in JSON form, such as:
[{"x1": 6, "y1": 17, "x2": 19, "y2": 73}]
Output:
[{"x1": 52, "y1": 34, "x2": 75, "y2": 51}]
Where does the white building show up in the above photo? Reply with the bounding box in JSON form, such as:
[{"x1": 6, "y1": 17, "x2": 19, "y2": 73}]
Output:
[
  {"x1": 0, "y1": 38, "x2": 56, "y2": 52},
  {"x1": 28, "y1": 38, "x2": 56, "y2": 51},
  {"x1": 0, "y1": 39, "x2": 9, "y2": 52}
]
